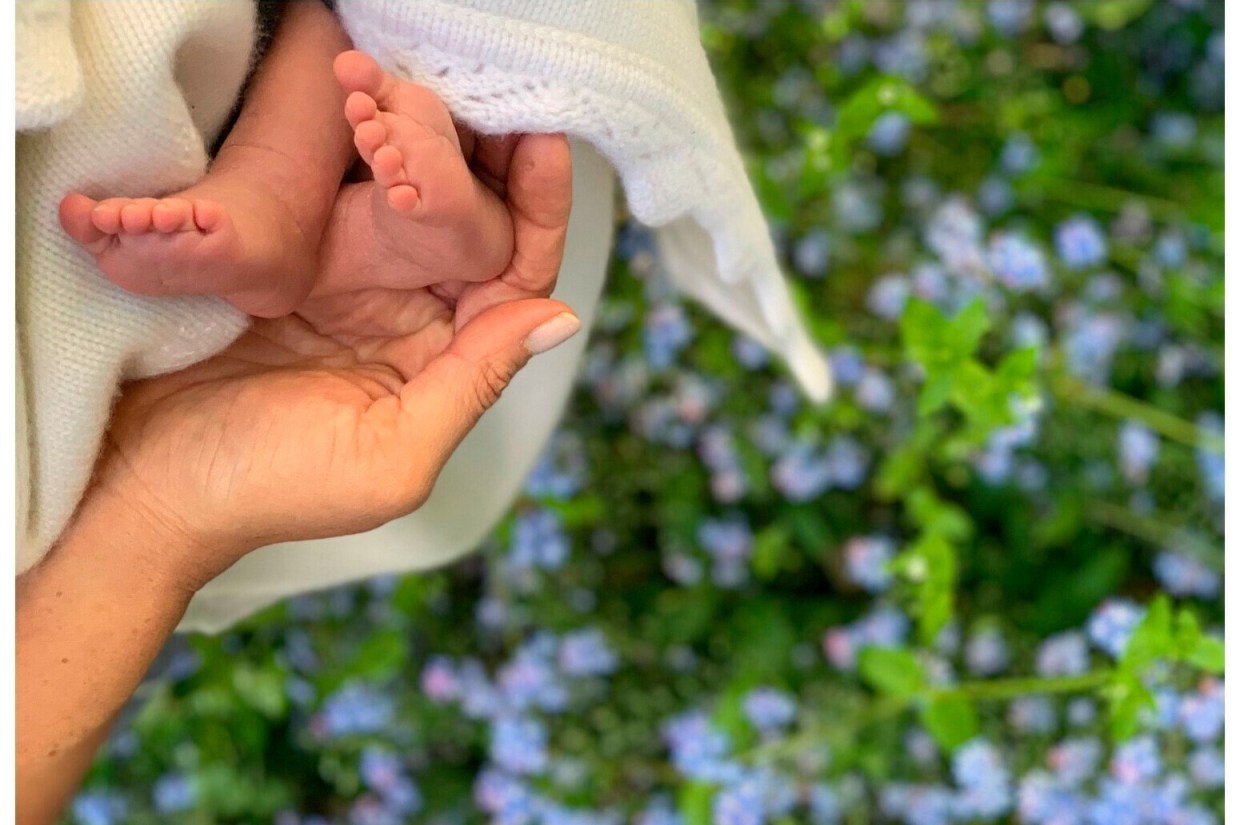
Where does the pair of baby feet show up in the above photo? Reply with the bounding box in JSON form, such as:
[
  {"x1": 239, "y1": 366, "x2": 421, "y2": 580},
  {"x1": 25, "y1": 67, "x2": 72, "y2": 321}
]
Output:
[{"x1": 59, "y1": 51, "x2": 512, "y2": 315}]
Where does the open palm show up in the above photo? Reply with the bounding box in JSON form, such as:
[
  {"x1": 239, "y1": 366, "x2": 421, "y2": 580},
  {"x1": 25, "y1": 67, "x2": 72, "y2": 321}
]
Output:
[{"x1": 95, "y1": 134, "x2": 576, "y2": 585}]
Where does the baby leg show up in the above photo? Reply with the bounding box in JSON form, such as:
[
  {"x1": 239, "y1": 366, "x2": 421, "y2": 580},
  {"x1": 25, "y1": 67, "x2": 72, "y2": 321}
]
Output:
[
  {"x1": 59, "y1": 1, "x2": 356, "y2": 317},
  {"x1": 317, "y1": 51, "x2": 515, "y2": 294}
]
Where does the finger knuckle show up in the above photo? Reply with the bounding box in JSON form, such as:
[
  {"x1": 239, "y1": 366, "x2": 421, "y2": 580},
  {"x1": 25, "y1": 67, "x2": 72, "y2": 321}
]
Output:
[{"x1": 473, "y1": 360, "x2": 515, "y2": 411}]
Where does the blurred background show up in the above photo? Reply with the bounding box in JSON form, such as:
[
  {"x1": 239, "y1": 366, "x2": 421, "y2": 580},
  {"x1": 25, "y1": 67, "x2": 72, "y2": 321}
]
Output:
[{"x1": 69, "y1": 1, "x2": 1224, "y2": 823}]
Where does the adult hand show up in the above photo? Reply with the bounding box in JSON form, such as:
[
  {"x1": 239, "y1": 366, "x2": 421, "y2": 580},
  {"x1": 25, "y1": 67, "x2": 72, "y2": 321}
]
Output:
[{"x1": 93, "y1": 133, "x2": 576, "y2": 591}]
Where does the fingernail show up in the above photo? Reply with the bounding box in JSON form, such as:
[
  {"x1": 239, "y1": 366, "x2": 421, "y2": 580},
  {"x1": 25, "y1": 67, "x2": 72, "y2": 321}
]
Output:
[{"x1": 525, "y1": 312, "x2": 581, "y2": 355}]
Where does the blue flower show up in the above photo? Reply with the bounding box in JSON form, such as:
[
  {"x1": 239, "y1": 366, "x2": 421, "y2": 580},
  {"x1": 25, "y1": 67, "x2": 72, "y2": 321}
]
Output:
[
  {"x1": 978, "y1": 175, "x2": 1014, "y2": 215},
  {"x1": 71, "y1": 791, "x2": 127, "y2": 825},
  {"x1": 524, "y1": 433, "x2": 587, "y2": 500},
  {"x1": 1187, "y1": 748, "x2": 1225, "y2": 790},
  {"x1": 772, "y1": 441, "x2": 834, "y2": 502},
  {"x1": 1086, "y1": 599, "x2": 1145, "y2": 658},
  {"x1": 314, "y1": 684, "x2": 395, "y2": 739},
  {"x1": 731, "y1": 336, "x2": 771, "y2": 370},
  {"x1": 988, "y1": 0, "x2": 1034, "y2": 36},
  {"x1": 742, "y1": 687, "x2": 797, "y2": 733},
  {"x1": 1044, "y1": 2, "x2": 1084, "y2": 44},
  {"x1": 965, "y1": 627, "x2": 1010, "y2": 676},
  {"x1": 833, "y1": 179, "x2": 884, "y2": 234},
  {"x1": 843, "y1": 535, "x2": 896, "y2": 593},
  {"x1": 347, "y1": 795, "x2": 403, "y2": 825},
  {"x1": 698, "y1": 513, "x2": 755, "y2": 588},
  {"x1": 808, "y1": 783, "x2": 842, "y2": 825},
  {"x1": 643, "y1": 303, "x2": 693, "y2": 371},
  {"x1": 874, "y1": 31, "x2": 928, "y2": 82},
  {"x1": 1055, "y1": 216, "x2": 1108, "y2": 270},
  {"x1": 927, "y1": 197, "x2": 987, "y2": 275},
  {"x1": 867, "y1": 274, "x2": 911, "y2": 320},
  {"x1": 490, "y1": 716, "x2": 549, "y2": 775},
  {"x1": 1062, "y1": 309, "x2": 1127, "y2": 384},
  {"x1": 635, "y1": 798, "x2": 685, "y2": 825},
  {"x1": 855, "y1": 368, "x2": 896, "y2": 413},
  {"x1": 989, "y1": 232, "x2": 1050, "y2": 291},
  {"x1": 952, "y1": 739, "x2": 1013, "y2": 818},
  {"x1": 879, "y1": 784, "x2": 955, "y2": 825},
  {"x1": 474, "y1": 769, "x2": 538, "y2": 822},
  {"x1": 1177, "y1": 680, "x2": 1224, "y2": 744},
  {"x1": 1047, "y1": 737, "x2": 1102, "y2": 787},
  {"x1": 1151, "y1": 111, "x2": 1197, "y2": 150},
  {"x1": 1036, "y1": 632, "x2": 1090, "y2": 677},
  {"x1": 1109, "y1": 735, "x2": 1162, "y2": 785},
  {"x1": 508, "y1": 508, "x2": 571, "y2": 573},
  {"x1": 868, "y1": 111, "x2": 911, "y2": 156},
  {"x1": 152, "y1": 773, "x2": 194, "y2": 814},
  {"x1": 1117, "y1": 420, "x2": 1159, "y2": 485},
  {"x1": 1007, "y1": 696, "x2": 1057, "y2": 734},
  {"x1": 1000, "y1": 132, "x2": 1040, "y2": 175},
  {"x1": 1152, "y1": 551, "x2": 1220, "y2": 599},
  {"x1": 663, "y1": 711, "x2": 741, "y2": 783},
  {"x1": 1017, "y1": 772, "x2": 1087, "y2": 825},
  {"x1": 828, "y1": 346, "x2": 866, "y2": 387},
  {"x1": 792, "y1": 229, "x2": 831, "y2": 278},
  {"x1": 1195, "y1": 413, "x2": 1224, "y2": 502},
  {"x1": 558, "y1": 629, "x2": 619, "y2": 677},
  {"x1": 497, "y1": 640, "x2": 569, "y2": 714}
]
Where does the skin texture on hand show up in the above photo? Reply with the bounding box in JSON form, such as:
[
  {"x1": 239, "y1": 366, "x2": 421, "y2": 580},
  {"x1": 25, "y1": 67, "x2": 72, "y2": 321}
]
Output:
[
  {"x1": 96, "y1": 131, "x2": 574, "y2": 588},
  {"x1": 17, "y1": 132, "x2": 574, "y2": 825}
]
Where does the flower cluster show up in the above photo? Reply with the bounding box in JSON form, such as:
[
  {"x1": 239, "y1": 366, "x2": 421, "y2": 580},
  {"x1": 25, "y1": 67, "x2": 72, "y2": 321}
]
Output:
[{"x1": 73, "y1": 1, "x2": 1222, "y2": 823}]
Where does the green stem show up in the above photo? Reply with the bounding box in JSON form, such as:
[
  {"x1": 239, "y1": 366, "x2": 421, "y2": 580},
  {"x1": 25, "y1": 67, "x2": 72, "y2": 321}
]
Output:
[
  {"x1": 1050, "y1": 373, "x2": 1223, "y2": 454},
  {"x1": 748, "y1": 672, "x2": 1112, "y2": 766},
  {"x1": 931, "y1": 670, "x2": 1112, "y2": 703},
  {"x1": 1087, "y1": 500, "x2": 1224, "y2": 571},
  {"x1": 1030, "y1": 178, "x2": 1188, "y2": 224}
]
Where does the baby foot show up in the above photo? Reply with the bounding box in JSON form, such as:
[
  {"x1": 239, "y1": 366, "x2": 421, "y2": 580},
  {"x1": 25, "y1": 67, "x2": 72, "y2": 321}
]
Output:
[
  {"x1": 332, "y1": 50, "x2": 514, "y2": 284},
  {"x1": 59, "y1": 184, "x2": 313, "y2": 317}
]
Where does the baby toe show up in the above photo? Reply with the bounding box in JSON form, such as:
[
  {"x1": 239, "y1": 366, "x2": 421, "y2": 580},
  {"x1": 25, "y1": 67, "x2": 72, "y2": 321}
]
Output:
[
  {"x1": 90, "y1": 199, "x2": 127, "y2": 234},
  {"x1": 354, "y1": 119, "x2": 387, "y2": 164},
  {"x1": 152, "y1": 199, "x2": 195, "y2": 232},
  {"x1": 386, "y1": 184, "x2": 421, "y2": 216},
  {"x1": 119, "y1": 200, "x2": 157, "y2": 234},
  {"x1": 345, "y1": 91, "x2": 379, "y2": 129},
  {"x1": 371, "y1": 144, "x2": 407, "y2": 187}
]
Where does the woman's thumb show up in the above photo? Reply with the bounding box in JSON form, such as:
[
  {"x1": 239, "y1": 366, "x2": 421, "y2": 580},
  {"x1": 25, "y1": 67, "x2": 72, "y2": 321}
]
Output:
[{"x1": 396, "y1": 298, "x2": 581, "y2": 473}]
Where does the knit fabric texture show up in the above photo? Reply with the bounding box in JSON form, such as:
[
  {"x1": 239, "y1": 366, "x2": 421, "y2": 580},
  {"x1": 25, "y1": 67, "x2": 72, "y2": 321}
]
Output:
[{"x1": 16, "y1": 0, "x2": 257, "y2": 573}]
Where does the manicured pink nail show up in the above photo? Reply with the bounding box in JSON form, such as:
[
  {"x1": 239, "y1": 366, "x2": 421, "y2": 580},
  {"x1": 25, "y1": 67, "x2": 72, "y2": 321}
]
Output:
[{"x1": 525, "y1": 312, "x2": 581, "y2": 355}]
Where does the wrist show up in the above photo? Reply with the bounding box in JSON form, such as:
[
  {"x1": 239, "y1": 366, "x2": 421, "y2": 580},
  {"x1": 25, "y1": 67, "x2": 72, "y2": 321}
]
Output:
[{"x1": 74, "y1": 447, "x2": 252, "y2": 595}]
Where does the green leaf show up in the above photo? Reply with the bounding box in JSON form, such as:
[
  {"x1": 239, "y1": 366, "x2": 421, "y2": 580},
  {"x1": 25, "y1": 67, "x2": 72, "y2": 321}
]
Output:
[
  {"x1": 752, "y1": 526, "x2": 793, "y2": 581},
  {"x1": 1173, "y1": 608, "x2": 1202, "y2": 653},
  {"x1": 859, "y1": 647, "x2": 925, "y2": 698},
  {"x1": 1107, "y1": 672, "x2": 1154, "y2": 741},
  {"x1": 907, "y1": 488, "x2": 973, "y2": 542},
  {"x1": 833, "y1": 76, "x2": 939, "y2": 155},
  {"x1": 345, "y1": 628, "x2": 408, "y2": 685},
  {"x1": 921, "y1": 696, "x2": 980, "y2": 752},
  {"x1": 952, "y1": 300, "x2": 992, "y2": 358},
  {"x1": 1082, "y1": 0, "x2": 1154, "y2": 31},
  {"x1": 917, "y1": 373, "x2": 956, "y2": 417},
  {"x1": 678, "y1": 781, "x2": 714, "y2": 825},
  {"x1": 231, "y1": 664, "x2": 287, "y2": 719},
  {"x1": 1186, "y1": 636, "x2": 1225, "y2": 674},
  {"x1": 900, "y1": 300, "x2": 992, "y2": 406},
  {"x1": 1119, "y1": 595, "x2": 1173, "y2": 674}
]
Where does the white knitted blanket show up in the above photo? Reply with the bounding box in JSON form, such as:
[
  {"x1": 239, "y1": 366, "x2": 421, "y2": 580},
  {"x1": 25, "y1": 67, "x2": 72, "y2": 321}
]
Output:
[{"x1": 16, "y1": 0, "x2": 831, "y2": 605}]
